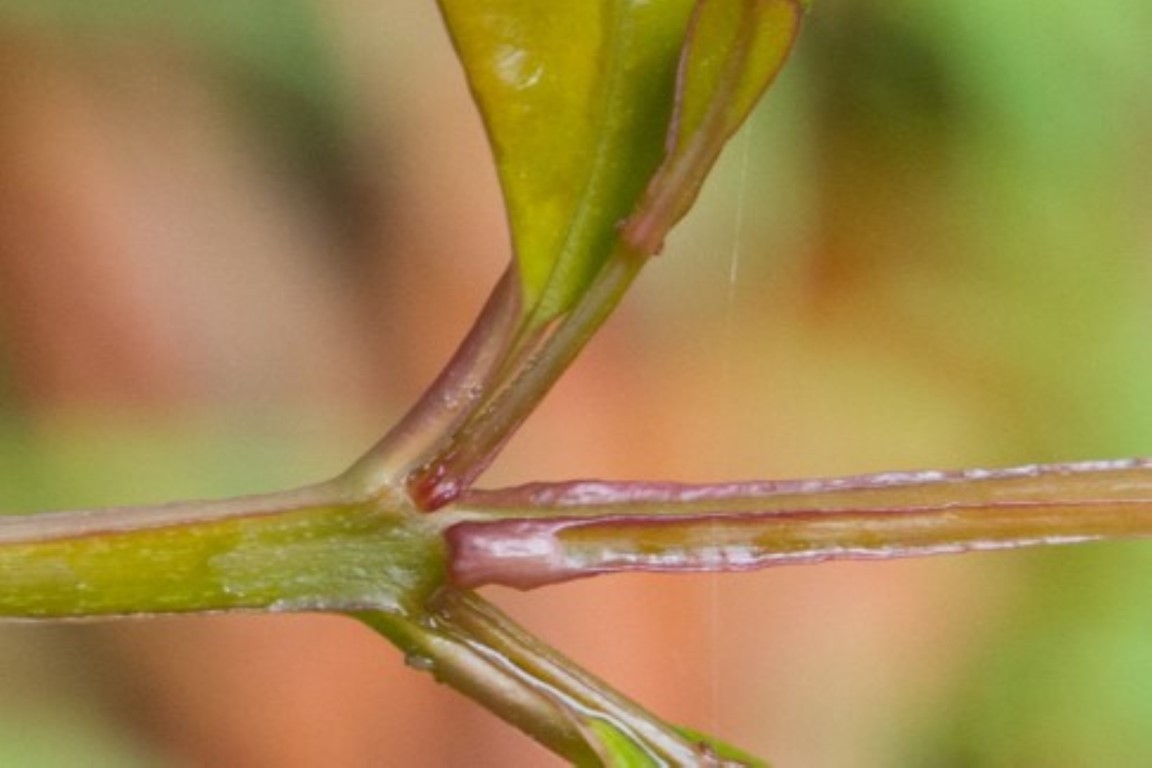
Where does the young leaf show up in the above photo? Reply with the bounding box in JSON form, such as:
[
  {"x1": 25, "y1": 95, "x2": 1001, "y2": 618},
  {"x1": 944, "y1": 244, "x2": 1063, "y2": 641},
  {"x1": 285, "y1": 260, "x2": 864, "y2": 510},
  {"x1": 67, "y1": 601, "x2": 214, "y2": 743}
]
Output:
[
  {"x1": 437, "y1": 0, "x2": 697, "y2": 324},
  {"x1": 438, "y1": 0, "x2": 805, "y2": 323},
  {"x1": 623, "y1": 0, "x2": 807, "y2": 254}
]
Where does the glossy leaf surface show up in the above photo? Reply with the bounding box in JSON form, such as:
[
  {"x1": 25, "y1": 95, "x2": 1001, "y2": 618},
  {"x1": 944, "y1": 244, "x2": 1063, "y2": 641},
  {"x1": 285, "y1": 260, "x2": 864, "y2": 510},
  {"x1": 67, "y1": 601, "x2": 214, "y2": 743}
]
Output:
[
  {"x1": 438, "y1": 0, "x2": 804, "y2": 325},
  {"x1": 624, "y1": 0, "x2": 805, "y2": 252},
  {"x1": 438, "y1": 0, "x2": 695, "y2": 323}
]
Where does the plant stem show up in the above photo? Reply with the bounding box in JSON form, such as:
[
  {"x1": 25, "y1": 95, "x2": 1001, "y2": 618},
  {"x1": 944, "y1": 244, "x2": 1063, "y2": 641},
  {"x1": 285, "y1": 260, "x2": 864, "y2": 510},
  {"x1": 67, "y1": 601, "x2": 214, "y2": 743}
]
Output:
[
  {"x1": 361, "y1": 590, "x2": 740, "y2": 766},
  {"x1": 345, "y1": 268, "x2": 523, "y2": 495},
  {"x1": 358, "y1": 607, "x2": 603, "y2": 766},
  {"x1": 349, "y1": 246, "x2": 647, "y2": 512},
  {"x1": 0, "y1": 483, "x2": 447, "y2": 617},
  {"x1": 442, "y1": 459, "x2": 1152, "y2": 588},
  {"x1": 405, "y1": 250, "x2": 647, "y2": 509},
  {"x1": 0, "y1": 481, "x2": 347, "y2": 544}
]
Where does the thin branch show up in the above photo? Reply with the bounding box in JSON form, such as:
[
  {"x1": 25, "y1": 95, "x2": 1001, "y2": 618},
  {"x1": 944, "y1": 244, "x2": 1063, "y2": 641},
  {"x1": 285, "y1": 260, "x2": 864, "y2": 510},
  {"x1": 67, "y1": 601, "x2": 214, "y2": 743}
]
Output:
[
  {"x1": 346, "y1": 251, "x2": 645, "y2": 511},
  {"x1": 443, "y1": 458, "x2": 1152, "y2": 589},
  {"x1": 345, "y1": 267, "x2": 523, "y2": 497},
  {"x1": 358, "y1": 607, "x2": 604, "y2": 766},
  {"x1": 404, "y1": 251, "x2": 646, "y2": 509},
  {"x1": 360, "y1": 591, "x2": 741, "y2": 766}
]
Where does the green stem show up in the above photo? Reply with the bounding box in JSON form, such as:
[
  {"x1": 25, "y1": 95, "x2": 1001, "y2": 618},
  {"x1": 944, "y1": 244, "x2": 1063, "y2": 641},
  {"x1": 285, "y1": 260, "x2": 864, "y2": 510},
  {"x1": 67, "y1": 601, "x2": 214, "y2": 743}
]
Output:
[
  {"x1": 404, "y1": 248, "x2": 647, "y2": 509},
  {"x1": 358, "y1": 606, "x2": 602, "y2": 766},
  {"x1": 0, "y1": 484, "x2": 445, "y2": 618},
  {"x1": 361, "y1": 590, "x2": 739, "y2": 766}
]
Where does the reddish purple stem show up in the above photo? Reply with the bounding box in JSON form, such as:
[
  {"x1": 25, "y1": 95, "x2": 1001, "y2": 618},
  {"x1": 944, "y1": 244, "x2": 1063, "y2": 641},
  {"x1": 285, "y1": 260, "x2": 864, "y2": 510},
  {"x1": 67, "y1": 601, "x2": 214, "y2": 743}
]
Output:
[{"x1": 445, "y1": 459, "x2": 1152, "y2": 589}]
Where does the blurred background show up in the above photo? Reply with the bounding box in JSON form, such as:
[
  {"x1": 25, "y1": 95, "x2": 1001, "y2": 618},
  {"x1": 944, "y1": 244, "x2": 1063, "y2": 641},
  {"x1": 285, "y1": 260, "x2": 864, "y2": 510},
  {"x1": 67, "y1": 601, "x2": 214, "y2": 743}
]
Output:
[{"x1": 0, "y1": 0, "x2": 1149, "y2": 765}]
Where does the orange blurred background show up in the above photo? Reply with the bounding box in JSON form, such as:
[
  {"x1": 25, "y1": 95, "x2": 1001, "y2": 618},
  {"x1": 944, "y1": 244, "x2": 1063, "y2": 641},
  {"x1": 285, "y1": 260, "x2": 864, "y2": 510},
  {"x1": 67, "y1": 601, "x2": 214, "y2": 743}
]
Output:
[{"x1": 0, "y1": 1, "x2": 1150, "y2": 765}]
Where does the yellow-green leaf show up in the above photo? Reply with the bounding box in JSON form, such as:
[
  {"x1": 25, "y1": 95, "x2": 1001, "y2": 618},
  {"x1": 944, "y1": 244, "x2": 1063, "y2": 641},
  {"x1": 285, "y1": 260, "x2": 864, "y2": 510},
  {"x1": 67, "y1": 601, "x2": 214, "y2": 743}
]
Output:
[
  {"x1": 623, "y1": 0, "x2": 806, "y2": 254},
  {"x1": 437, "y1": 0, "x2": 697, "y2": 323},
  {"x1": 438, "y1": 0, "x2": 806, "y2": 323}
]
